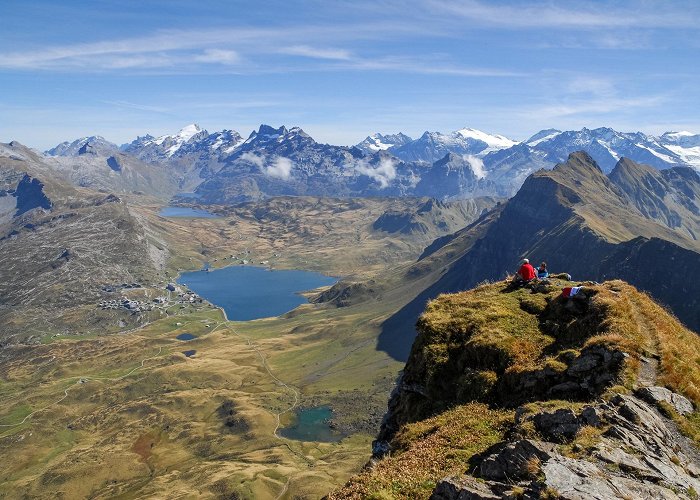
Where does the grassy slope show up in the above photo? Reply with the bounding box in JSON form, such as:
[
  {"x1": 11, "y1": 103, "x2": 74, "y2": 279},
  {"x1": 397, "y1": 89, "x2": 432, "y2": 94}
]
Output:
[{"x1": 331, "y1": 278, "x2": 700, "y2": 499}]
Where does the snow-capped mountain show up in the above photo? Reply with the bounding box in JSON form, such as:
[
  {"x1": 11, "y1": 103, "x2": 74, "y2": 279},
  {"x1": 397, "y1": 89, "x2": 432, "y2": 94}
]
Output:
[
  {"x1": 120, "y1": 124, "x2": 243, "y2": 161},
  {"x1": 658, "y1": 131, "x2": 700, "y2": 169},
  {"x1": 521, "y1": 127, "x2": 685, "y2": 172},
  {"x1": 117, "y1": 125, "x2": 244, "y2": 190},
  {"x1": 45, "y1": 136, "x2": 119, "y2": 157},
  {"x1": 455, "y1": 128, "x2": 517, "y2": 154},
  {"x1": 355, "y1": 133, "x2": 413, "y2": 154},
  {"x1": 389, "y1": 128, "x2": 517, "y2": 163},
  {"x1": 43, "y1": 123, "x2": 700, "y2": 203}
]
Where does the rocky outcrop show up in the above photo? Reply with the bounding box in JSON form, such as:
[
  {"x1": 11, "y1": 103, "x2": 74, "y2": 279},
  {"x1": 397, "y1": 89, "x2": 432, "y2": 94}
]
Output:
[
  {"x1": 433, "y1": 392, "x2": 700, "y2": 499},
  {"x1": 637, "y1": 386, "x2": 695, "y2": 416},
  {"x1": 14, "y1": 174, "x2": 52, "y2": 216}
]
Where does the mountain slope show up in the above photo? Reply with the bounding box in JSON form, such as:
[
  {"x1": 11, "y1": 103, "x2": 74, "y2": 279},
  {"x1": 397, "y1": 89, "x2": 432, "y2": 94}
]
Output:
[
  {"x1": 370, "y1": 152, "x2": 700, "y2": 363},
  {"x1": 0, "y1": 143, "x2": 168, "y2": 341},
  {"x1": 331, "y1": 279, "x2": 700, "y2": 499}
]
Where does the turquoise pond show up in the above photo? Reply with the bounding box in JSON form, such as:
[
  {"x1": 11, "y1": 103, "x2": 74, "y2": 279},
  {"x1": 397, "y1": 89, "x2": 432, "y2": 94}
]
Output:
[
  {"x1": 159, "y1": 206, "x2": 219, "y2": 218},
  {"x1": 279, "y1": 406, "x2": 344, "y2": 442},
  {"x1": 177, "y1": 266, "x2": 336, "y2": 321}
]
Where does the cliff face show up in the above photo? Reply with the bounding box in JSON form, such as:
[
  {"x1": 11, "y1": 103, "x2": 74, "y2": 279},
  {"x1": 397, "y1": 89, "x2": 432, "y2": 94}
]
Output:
[{"x1": 331, "y1": 279, "x2": 700, "y2": 499}]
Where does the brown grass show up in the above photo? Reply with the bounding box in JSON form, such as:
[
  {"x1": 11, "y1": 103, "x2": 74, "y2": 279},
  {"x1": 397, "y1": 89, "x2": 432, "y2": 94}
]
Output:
[{"x1": 328, "y1": 403, "x2": 512, "y2": 499}]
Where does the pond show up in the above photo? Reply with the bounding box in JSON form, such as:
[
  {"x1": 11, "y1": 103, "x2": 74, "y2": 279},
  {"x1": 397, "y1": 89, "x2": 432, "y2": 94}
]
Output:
[
  {"x1": 176, "y1": 333, "x2": 197, "y2": 341},
  {"x1": 279, "y1": 406, "x2": 344, "y2": 442},
  {"x1": 182, "y1": 350, "x2": 197, "y2": 357},
  {"x1": 159, "y1": 206, "x2": 219, "y2": 218},
  {"x1": 177, "y1": 266, "x2": 336, "y2": 321}
]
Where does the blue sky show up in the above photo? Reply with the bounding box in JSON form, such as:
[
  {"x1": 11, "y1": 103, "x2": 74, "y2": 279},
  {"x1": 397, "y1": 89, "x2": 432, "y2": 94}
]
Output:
[{"x1": 1, "y1": 0, "x2": 699, "y2": 149}]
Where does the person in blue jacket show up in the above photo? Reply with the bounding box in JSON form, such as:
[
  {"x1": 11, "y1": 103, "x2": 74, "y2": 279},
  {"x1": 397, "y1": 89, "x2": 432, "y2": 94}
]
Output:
[{"x1": 537, "y1": 262, "x2": 549, "y2": 279}]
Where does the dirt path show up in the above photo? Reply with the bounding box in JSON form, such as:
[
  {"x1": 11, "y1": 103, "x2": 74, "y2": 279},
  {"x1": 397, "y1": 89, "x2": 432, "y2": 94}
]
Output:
[{"x1": 628, "y1": 293, "x2": 660, "y2": 387}]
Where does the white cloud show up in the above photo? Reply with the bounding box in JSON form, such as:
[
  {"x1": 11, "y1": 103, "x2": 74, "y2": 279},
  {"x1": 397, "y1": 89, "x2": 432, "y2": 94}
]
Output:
[
  {"x1": 264, "y1": 156, "x2": 293, "y2": 180},
  {"x1": 240, "y1": 152, "x2": 265, "y2": 168},
  {"x1": 354, "y1": 156, "x2": 397, "y2": 188},
  {"x1": 463, "y1": 154, "x2": 486, "y2": 179},
  {"x1": 427, "y1": 0, "x2": 697, "y2": 29},
  {"x1": 194, "y1": 49, "x2": 240, "y2": 64},
  {"x1": 101, "y1": 100, "x2": 170, "y2": 113},
  {"x1": 280, "y1": 45, "x2": 352, "y2": 60}
]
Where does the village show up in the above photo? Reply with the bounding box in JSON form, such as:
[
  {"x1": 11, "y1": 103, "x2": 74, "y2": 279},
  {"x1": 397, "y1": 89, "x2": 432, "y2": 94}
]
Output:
[{"x1": 98, "y1": 282, "x2": 203, "y2": 313}]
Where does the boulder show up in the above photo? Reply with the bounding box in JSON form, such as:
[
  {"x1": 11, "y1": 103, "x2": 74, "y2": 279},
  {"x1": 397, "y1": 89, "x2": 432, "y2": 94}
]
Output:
[
  {"x1": 533, "y1": 408, "x2": 581, "y2": 442},
  {"x1": 430, "y1": 476, "x2": 501, "y2": 500},
  {"x1": 636, "y1": 386, "x2": 694, "y2": 416},
  {"x1": 480, "y1": 440, "x2": 555, "y2": 481}
]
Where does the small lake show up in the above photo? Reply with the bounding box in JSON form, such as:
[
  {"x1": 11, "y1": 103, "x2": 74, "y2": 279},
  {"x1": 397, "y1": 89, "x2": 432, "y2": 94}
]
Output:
[
  {"x1": 176, "y1": 333, "x2": 197, "y2": 341},
  {"x1": 182, "y1": 350, "x2": 197, "y2": 357},
  {"x1": 177, "y1": 266, "x2": 336, "y2": 321},
  {"x1": 279, "y1": 406, "x2": 344, "y2": 442},
  {"x1": 159, "y1": 206, "x2": 219, "y2": 218}
]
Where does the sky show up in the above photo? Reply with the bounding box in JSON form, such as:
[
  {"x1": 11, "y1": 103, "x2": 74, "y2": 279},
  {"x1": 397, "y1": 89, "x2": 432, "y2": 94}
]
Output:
[{"x1": 1, "y1": 0, "x2": 699, "y2": 150}]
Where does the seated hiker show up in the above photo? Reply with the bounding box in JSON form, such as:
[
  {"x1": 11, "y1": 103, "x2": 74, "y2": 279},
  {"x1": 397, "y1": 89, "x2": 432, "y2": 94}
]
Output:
[
  {"x1": 513, "y1": 258, "x2": 536, "y2": 284},
  {"x1": 537, "y1": 261, "x2": 549, "y2": 279}
]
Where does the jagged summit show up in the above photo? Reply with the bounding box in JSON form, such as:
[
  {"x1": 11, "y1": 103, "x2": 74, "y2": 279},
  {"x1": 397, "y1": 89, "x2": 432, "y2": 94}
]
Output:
[{"x1": 244, "y1": 124, "x2": 311, "y2": 144}]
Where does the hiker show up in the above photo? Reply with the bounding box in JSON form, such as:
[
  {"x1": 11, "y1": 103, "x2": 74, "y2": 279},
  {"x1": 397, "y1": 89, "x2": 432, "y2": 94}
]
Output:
[
  {"x1": 513, "y1": 258, "x2": 536, "y2": 285},
  {"x1": 537, "y1": 262, "x2": 549, "y2": 279}
]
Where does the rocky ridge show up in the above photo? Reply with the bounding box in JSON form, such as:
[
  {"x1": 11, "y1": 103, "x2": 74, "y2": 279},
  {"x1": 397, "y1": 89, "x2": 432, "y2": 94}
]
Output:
[{"x1": 331, "y1": 279, "x2": 700, "y2": 499}]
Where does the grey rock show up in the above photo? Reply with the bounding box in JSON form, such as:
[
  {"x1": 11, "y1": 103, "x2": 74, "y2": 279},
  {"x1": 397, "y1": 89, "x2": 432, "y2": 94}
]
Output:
[
  {"x1": 480, "y1": 440, "x2": 555, "y2": 481},
  {"x1": 430, "y1": 476, "x2": 500, "y2": 500},
  {"x1": 542, "y1": 456, "x2": 619, "y2": 499},
  {"x1": 580, "y1": 406, "x2": 601, "y2": 427},
  {"x1": 636, "y1": 386, "x2": 695, "y2": 416},
  {"x1": 595, "y1": 444, "x2": 664, "y2": 481},
  {"x1": 543, "y1": 456, "x2": 681, "y2": 500},
  {"x1": 533, "y1": 408, "x2": 581, "y2": 442}
]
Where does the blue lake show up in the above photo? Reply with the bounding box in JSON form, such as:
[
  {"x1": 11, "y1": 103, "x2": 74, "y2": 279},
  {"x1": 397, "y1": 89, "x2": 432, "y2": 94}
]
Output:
[
  {"x1": 182, "y1": 350, "x2": 197, "y2": 357},
  {"x1": 177, "y1": 266, "x2": 336, "y2": 321},
  {"x1": 159, "y1": 206, "x2": 219, "y2": 218},
  {"x1": 176, "y1": 333, "x2": 197, "y2": 341},
  {"x1": 279, "y1": 406, "x2": 344, "y2": 442}
]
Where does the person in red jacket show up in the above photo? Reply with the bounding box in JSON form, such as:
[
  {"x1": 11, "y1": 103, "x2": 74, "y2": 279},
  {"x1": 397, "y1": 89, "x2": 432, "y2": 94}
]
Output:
[{"x1": 514, "y1": 258, "x2": 536, "y2": 284}]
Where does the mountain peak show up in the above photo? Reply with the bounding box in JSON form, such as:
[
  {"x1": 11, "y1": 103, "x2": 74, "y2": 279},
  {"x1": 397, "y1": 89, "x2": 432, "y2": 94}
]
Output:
[
  {"x1": 176, "y1": 124, "x2": 203, "y2": 141},
  {"x1": 553, "y1": 151, "x2": 603, "y2": 175},
  {"x1": 455, "y1": 127, "x2": 517, "y2": 150}
]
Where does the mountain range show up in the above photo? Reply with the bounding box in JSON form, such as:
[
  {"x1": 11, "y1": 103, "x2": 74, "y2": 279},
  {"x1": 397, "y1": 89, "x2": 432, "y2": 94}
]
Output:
[
  {"x1": 372, "y1": 151, "x2": 700, "y2": 362},
  {"x1": 38, "y1": 124, "x2": 700, "y2": 203}
]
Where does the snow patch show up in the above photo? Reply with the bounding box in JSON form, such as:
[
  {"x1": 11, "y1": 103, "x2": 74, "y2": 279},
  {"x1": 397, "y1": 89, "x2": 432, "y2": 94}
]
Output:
[
  {"x1": 456, "y1": 127, "x2": 517, "y2": 151},
  {"x1": 527, "y1": 131, "x2": 561, "y2": 147},
  {"x1": 664, "y1": 145, "x2": 700, "y2": 169}
]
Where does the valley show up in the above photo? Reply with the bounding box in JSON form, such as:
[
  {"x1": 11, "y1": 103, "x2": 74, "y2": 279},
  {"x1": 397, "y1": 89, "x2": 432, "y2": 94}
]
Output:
[
  {"x1": 0, "y1": 169, "x2": 492, "y2": 497},
  {"x1": 2, "y1": 128, "x2": 700, "y2": 499}
]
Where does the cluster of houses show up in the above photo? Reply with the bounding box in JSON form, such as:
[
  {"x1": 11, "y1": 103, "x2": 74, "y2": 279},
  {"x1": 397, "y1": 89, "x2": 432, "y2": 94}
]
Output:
[
  {"x1": 98, "y1": 298, "x2": 156, "y2": 313},
  {"x1": 98, "y1": 282, "x2": 204, "y2": 313}
]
